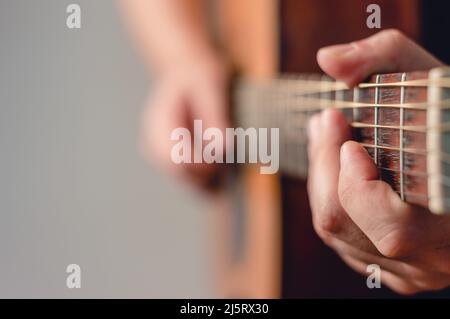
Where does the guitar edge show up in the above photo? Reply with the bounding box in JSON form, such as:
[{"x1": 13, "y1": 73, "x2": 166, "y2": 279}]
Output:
[{"x1": 211, "y1": 0, "x2": 283, "y2": 298}]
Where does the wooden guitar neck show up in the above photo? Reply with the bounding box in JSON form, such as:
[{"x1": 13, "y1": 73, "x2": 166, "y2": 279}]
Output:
[{"x1": 234, "y1": 67, "x2": 450, "y2": 214}]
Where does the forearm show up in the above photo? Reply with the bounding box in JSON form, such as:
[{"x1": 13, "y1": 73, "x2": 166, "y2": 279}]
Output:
[{"x1": 120, "y1": 0, "x2": 218, "y2": 75}]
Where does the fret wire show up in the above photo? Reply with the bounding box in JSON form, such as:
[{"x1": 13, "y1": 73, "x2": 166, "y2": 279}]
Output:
[
  {"x1": 353, "y1": 87, "x2": 360, "y2": 128},
  {"x1": 335, "y1": 80, "x2": 345, "y2": 117},
  {"x1": 351, "y1": 84, "x2": 360, "y2": 178},
  {"x1": 374, "y1": 75, "x2": 381, "y2": 167},
  {"x1": 399, "y1": 73, "x2": 407, "y2": 200}
]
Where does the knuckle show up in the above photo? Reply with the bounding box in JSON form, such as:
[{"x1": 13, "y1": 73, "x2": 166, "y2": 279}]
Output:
[
  {"x1": 426, "y1": 280, "x2": 449, "y2": 292},
  {"x1": 353, "y1": 29, "x2": 405, "y2": 51},
  {"x1": 380, "y1": 28, "x2": 406, "y2": 43},
  {"x1": 315, "y1": 228, "x2": 334, "y2": 247},
  {"x1": 376, "y1": 228, "x2": 412, "y2": 258},
  {"x1": 391, "y1": 283, "x2": 420, "y2": 296},
  {"x1": 394, "y1": 274, "x2": 450, "y2": 295},
  {"x1": 383, "y1": 274, "x2": 421, "y2": 296},
  {"x1": 379, "y1": 29, "x2": 407, "y2": 63},
  {"x1": 413, "y1": 273, "x2": 450, "y2": 292},
  {"x1": 312, "y1": 201, "x2": 343, "y2": 236},
  {"x1": 416, "y1": 281, "x2": 443, "y2": 292}
]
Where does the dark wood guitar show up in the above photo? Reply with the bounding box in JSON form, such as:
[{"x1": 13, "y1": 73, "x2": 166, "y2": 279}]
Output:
[
  {"x1": 208, "y1": 0, "x2": 450, "y2": 298},
  {"x1": 237, "y1": 67, "x2": 450, "y2": 211}
]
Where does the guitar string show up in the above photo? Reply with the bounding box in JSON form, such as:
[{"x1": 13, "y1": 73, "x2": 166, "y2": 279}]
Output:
[
  {"x1": 287, "y1": 115, "x2": 435, "y2": 133},
  {"x1": 282, "y1": 135, "x2": 450, "y2": 163},
  {"x1": 286, "y1": 114, "x2": 450, "y2": 134},
  {"x1": 240, "y1": 113, "x2": 450, "y2": 164},
  {"x1": 278, "y1": 160, "x2": 450, "y2": 188},
  {"x1": 280, "y1": 98, "x2": 450, "y2": 110},
  {"x1": 240, "y1": 88, "x2": 450, "y2": 156},
  {"x1": 238, "y1": 76, "x2": 450, "y2": 202},
  {"x1": 265, "y1": 77, "x2": 450, "y2": 90}
]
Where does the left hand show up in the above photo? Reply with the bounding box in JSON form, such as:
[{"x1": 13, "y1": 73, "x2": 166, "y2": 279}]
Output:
[{"x1": 307, "y1": 29, "x2": 450, "y2": 295}]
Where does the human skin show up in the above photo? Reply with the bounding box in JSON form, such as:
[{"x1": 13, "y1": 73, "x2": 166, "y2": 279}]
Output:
[
  {"x1": 308, "y1": 29, "x2": 450, "y2": 294},
  {"x1": 120, "y1": 0, "x2": 230, "y2": 188},
  {"x1": 121, "y1": 2, "x2": 450, "y2": 294}
]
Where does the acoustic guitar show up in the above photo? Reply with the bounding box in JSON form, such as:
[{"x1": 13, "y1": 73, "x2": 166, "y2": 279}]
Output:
[{"x1": 207, "y1": 0, "x2": 450, "y2": 298}]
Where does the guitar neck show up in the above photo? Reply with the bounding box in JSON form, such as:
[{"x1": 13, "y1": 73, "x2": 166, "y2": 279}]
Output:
[{"x1": 234, "y1": 67, "x2": 450, "y2": 214}]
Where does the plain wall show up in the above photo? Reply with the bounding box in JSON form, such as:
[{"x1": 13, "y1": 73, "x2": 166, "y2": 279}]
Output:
[{"x1": 0, "y1": 0, "x2": 211, "y2": 298}]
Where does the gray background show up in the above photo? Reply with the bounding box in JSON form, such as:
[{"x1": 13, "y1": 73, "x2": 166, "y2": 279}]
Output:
[{"x1": 0, "y1": 0, "x2": 211, "y2": 297}]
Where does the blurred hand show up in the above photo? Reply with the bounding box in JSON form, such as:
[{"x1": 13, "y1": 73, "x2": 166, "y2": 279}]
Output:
[
  {"x1": 140, "y1": 53, "x2": 230, "y2": 190},
  {"x1": 307, "y1": 29, "x2": 450, "y2": 294}
]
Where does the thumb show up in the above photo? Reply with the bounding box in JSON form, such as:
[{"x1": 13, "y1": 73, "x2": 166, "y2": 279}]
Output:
[
  {"x1": 338, "y1": 141, "x2": 402, "y2": 219},
  {"x1": 317, "y1": 29, "x2": 444, "y2": 86},
  {"x1": 337, "y1": 141, "x2": 449, "y2": 258}
]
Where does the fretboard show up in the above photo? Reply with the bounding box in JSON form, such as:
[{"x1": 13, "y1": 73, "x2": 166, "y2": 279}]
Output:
[{"x1": 233, "y1": 67, "x2": 450, "y2": 214}]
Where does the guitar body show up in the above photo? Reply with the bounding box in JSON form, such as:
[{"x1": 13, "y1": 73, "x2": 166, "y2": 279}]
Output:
[{"x1": 212, "y1": 0, "x2": 420, "y2": 298}]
